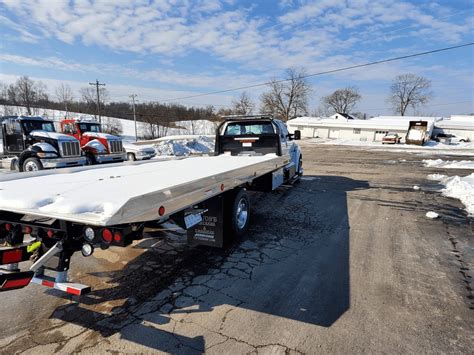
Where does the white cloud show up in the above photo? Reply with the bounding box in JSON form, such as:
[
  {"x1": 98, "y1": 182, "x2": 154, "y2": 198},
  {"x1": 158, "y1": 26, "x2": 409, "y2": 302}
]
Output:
[{"x1": 1, "y1": 0, "x2": 471, "y2": 72}]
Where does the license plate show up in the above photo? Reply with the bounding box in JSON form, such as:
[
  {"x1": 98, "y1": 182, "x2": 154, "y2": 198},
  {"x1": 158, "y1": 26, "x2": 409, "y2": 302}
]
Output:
[{"x1": 185, "y1": 213, "x2": 203, "y2": 229}]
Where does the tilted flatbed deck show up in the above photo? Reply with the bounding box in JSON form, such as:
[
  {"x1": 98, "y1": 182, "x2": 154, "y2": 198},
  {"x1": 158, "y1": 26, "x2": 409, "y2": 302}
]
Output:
[{"x1": 0, "y1": 154, "x2": 288, "y2": 226}]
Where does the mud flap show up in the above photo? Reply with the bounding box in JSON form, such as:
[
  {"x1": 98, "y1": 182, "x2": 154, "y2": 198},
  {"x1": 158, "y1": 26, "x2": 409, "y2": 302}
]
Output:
[{"x1": 187, "y1": 194, "x2": 224, "y2": 248}]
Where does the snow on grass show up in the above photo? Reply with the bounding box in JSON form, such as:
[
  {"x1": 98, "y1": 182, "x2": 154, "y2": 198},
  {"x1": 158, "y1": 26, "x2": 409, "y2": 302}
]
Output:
[
  {"x1": 428, "y1": 173, "x2": 474, "y2": 216},
  {"x1": 152, "y1": 136, "x2": 214, "y2": 156},
  {"x1": 423, "y1": 159, "x2": 474, "y2": 169}
]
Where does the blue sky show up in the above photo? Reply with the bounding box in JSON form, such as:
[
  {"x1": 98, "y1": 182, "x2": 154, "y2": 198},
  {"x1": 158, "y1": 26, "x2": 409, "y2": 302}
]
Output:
[{"x1": 0, "y1": 0, "x2": 473, "y2": 116}]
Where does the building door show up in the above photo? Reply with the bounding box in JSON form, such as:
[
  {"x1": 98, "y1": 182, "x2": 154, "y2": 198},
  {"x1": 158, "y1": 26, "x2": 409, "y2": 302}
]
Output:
[{"x1": 329, "y1": 129, "x2": 339, "y2": 139}]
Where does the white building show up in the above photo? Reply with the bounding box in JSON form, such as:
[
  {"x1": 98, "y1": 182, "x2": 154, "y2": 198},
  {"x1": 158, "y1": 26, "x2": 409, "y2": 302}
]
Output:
[
  {"x1": 287, "y1": 115, "x2": 441, "y2": 142},
  {"x1": 432, "y1": 115, "x2": 474, "y2": 141}
]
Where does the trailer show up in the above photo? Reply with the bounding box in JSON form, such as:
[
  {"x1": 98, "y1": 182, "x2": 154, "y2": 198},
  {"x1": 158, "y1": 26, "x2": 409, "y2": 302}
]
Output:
[{"x1": 0, "y1": 116, "x2": 302, "y2": 295}]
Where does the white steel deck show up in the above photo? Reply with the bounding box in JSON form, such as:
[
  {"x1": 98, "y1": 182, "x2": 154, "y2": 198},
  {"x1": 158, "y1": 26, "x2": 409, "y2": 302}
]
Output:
[{"x1": 0, "y1": 154, "x2": 288, "y2": 226}]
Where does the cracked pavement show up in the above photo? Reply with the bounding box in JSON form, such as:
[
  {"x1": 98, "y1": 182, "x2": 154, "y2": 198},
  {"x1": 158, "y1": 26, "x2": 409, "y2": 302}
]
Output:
[{"x1": 0, "y1": 144, "x2": 473, "y2": 354}]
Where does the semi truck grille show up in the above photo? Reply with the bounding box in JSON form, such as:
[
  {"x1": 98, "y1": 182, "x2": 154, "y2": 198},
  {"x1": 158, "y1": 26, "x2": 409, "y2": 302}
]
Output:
[
  {"x1": 109, "y1": 140, "x2": 123, "y2": 153},
  {"x1": 60, "y1": 141, "x2": 81, "y2": 157}
]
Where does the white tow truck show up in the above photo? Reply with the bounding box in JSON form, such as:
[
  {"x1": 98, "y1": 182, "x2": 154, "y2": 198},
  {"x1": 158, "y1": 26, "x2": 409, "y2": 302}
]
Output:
[{"x1": 0, "y1": 115, "x2": 302, "y2": 295}]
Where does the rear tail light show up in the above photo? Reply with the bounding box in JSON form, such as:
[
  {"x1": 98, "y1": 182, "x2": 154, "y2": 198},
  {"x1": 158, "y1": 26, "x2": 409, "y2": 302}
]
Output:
[
  {"x1": 101, "y1": 229, "x2": 113, "y2": 243},
  {"x1": 47, "y1": 230, "x2": 55, "y2": 238},
  {"x1": 113, "y1": 232, "x2": 122, "y2": 243},
  {"x1": 2, "y1": 249, "x2": 23, "y2": 264},
  {"x1": 5, "y1": 223, "x2": 12, "y2": 231}
]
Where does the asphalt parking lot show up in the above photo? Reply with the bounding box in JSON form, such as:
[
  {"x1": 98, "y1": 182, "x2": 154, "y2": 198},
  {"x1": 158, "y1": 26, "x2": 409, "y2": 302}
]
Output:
[{"x1": 0, "y1": 144, "x2": 472, "y2": 354}]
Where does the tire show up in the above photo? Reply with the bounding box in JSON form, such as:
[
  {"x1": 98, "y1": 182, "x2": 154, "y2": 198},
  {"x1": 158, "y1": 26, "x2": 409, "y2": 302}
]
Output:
[
  {"x1": 22, "y1": 157, "x2": 43, "y2": 172},
  {"x1": 225, "y1": 189, "x2": 250, "y2": 239},
  {"x1": 297, "y1": 155, "x2": 303, "y2": 176},
  {"x1": 127, "y1": 153, "x2": 136, "y2": 161},
  {"x1": 85, "y1": 154, "x2": 96, "y2": 165}
]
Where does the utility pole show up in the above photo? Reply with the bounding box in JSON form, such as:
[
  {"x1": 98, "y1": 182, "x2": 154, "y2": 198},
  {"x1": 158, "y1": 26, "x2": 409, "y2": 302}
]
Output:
[
  {"x1": 130, "y1": 94, "x2": 138, "y2": 141},
  {"x1": 89, "y1": 79, "x2": 106, "y2": 125}
]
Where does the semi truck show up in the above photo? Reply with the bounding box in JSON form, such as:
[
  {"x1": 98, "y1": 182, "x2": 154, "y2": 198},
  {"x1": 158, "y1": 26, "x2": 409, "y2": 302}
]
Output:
[
  {"x1": 0, "y1": 115, "x2": 302, "y2": 295},
  {"x1": 60, "y1": 118, "x2": 126, "y2": 165},
  {"x1": 0, "y1": 116, "x2": 86, "y2": 172}
]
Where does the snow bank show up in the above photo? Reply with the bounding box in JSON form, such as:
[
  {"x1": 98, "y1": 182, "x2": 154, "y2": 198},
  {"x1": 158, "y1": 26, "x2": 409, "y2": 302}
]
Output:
[
  {"x1": 429, "y1": 173, "x2": 474, "y2": 216},
  {"x1": 423, "y1": 159, "x2": 474, "y2": 169},
  {"x1": 153, "y1": 136, "x2": 215, "y2": 156}
]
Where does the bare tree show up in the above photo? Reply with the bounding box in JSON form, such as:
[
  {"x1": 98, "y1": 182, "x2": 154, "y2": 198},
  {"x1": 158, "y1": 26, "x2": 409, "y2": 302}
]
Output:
[
  {"x1": 102, "y1": 116, "x2": 123, "y2": 135},
  {"x1": 80, "y1": 86, "x2": 108, "y2": 120},
  {"x1": 322, "y1": 86, "x2": 361, "y2": 114},
  {"x1": 231, "y1": 92, "x2": 254, "y2": 115},
  {"x1": 55, "y1": 83, "x2": 74, "y2": 117},
  {"x1": 260, "y1": 68, "x2": 311, "y2": 121},
  {"x1": 387, "y1": 74, "x2": 432, "y2": 116},
  {"x1": 7, "y1": 76, "x2": 48, "y2": 115}
]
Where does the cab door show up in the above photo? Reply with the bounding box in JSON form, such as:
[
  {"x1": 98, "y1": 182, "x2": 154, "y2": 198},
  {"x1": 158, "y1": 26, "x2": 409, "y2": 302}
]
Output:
[
  {"x1": 4, "y1": 119, "x2": 24, "y2": 154},
  {"x1": 274, "y1": 120, "x2": 290, "y2": 157}
]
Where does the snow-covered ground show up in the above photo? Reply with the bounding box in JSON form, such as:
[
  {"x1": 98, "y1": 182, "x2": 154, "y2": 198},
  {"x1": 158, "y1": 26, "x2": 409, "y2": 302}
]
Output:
[
  {"x1": 423, "y1": 159, "x2": 474, "y2": 169},
  {"x1": 428, "y1": 173, "x2": 474, "y2": 216},
  {"x1": 303, "y1": 138, "x2": 474, "y2": 156}
]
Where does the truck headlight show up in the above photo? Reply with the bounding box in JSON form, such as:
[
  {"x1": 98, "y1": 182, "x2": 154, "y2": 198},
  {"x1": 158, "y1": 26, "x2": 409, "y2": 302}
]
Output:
[
  {"x1": 37, "y1": 152, "x2": 58, "y2": 158},
  {"x1": 84, "y1": 227, "x2": 95, "y2": 242}
]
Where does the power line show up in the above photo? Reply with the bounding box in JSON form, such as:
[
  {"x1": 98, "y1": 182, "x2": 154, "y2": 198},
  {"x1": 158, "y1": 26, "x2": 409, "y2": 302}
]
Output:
[{"x1": 158, "y1": 42, "x2": 474, "y2": 102}]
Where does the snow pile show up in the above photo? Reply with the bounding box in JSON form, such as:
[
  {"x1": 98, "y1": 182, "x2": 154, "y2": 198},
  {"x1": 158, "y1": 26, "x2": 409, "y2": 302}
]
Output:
[
  {"x1": 153, "y1": 136, "x2": 215, "y2": 156},
  {"x1": 429, "y1": 173, "x2": 474, "y2": 216},
  {"x1": 423, "y1": 159, "x2": 474, "y2": 169},
  {"x1": 425, "y1": 211, "x2": 439, "y2": 219},
  {"x1": 407, "y1": 129, "x2": 423, "y2": 140}
]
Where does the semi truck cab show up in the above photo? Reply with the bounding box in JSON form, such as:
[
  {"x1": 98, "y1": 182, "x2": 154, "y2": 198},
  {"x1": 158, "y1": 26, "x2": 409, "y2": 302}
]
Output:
[
  {"x1": 60, "y1": 119, "x2": 126, "y2": 164},
  {"x1": 0, "y1": 116, "x2": 86, "y2": 172}
]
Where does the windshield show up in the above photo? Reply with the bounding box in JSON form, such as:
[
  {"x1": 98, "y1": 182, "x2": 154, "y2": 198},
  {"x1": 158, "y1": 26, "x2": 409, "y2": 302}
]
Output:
[
  {"x1": 22, "y1": 120, "x2": 55, "y2": 135},
  {"x1": 224, "y1": 121, "x2": 275, "y2": 135},
  {"x1": 79, "y1": 123, "x2": 101, "y2": 133}
]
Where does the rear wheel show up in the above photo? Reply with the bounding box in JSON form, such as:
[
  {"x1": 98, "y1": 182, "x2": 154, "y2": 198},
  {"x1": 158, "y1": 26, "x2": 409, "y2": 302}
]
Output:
[
  {"x1": 225, "y1": 189, "x2": 250, "y2": 239},
  {"x1": 22, "y1": 157, "x2": 43, "y2": 172},
  {"x1": 127, "y1": 153, "x2": 136, "y2": 161}
]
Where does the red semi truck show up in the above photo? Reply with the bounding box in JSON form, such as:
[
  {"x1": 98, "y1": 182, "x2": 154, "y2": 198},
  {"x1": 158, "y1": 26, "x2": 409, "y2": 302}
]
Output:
[{"x1": 60, "y1": 118, "x2": 126, "y2": 164}]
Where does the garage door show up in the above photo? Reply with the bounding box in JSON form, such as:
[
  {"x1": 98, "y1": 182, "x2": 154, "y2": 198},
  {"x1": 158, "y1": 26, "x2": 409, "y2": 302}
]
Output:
[
  {"x1": 374, "y1": 130, "x2": 388, "y2": 141},
  {"x1": 329, "y1": 129, "x2": 339, "y2": 139}
]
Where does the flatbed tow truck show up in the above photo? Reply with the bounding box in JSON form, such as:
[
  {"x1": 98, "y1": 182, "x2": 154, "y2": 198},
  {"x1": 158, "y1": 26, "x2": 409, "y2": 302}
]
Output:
[{"x1": 0, "y1": 116, "x2": 302, "y2": 295}]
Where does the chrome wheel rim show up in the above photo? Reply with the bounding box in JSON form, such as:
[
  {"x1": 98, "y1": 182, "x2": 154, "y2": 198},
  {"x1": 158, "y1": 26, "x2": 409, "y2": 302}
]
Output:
[
  {"x1": 236, "y1": 198, "x2": 248, "y2": 229},
  {"x1": 24, "y1": 161, "x2": 39, "y2": 171}
]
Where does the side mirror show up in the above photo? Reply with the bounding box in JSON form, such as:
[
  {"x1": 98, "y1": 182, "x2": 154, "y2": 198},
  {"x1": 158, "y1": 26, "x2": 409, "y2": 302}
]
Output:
[{"x1": 294, "y1": 130, "x2": 301, "y2": 140}]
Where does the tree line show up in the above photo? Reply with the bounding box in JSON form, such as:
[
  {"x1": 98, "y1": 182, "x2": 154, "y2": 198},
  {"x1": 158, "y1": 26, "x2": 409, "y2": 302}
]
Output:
[{"x1": 0, "y1": 71, "x2": 433, "y2": 137}]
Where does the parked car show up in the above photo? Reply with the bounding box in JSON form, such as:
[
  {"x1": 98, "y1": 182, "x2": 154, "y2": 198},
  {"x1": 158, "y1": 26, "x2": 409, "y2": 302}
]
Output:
[
  {"x1": 123, "y1": 141, "x2": 156, "y2": 161},
  {"x1": 382, "y1": 132, "x2": 401, "y2": 144},
  {"x1": 434, "y1": 133, "x2": 470, "y2": 144}
]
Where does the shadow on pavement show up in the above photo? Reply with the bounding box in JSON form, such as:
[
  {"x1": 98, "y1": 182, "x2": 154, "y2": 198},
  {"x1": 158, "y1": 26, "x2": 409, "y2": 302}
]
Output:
[{"x1": 50, "y1": 175, "x2": 369, "y2": 352}]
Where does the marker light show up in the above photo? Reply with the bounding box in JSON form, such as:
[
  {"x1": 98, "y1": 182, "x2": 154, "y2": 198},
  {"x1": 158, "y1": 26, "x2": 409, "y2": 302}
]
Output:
[
  {"x1": 81, "y1": 243, "x2": 94, "y2": 257},
  {"x1": 84, "y1": 227, "x2": 95, "y2": 242}
]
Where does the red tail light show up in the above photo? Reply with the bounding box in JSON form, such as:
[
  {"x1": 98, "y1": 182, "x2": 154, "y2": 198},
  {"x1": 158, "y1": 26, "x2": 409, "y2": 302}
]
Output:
[
  {"x1": 24, "y1": 226, "x2": 32, "y2": 234},
  {"x1": 114, "y1": 232, "x2": 122, "y2": 242},
  {"x1": 5, "y1": 223, "x2": 12, "y2": 231},
  {"x1": 47, "y1": 230, "x2": 55, "y2": 238},
  {"x1": 2, "y1": 249, "x2": 23, "y2": 264},
  {"x1": 102, "y1": 229, "x2": 113, "y2": 243}
]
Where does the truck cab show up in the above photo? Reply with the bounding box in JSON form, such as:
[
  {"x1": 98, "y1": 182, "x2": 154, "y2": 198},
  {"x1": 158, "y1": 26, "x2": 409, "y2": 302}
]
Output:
[
  {"x1": 60, "y1": 119, "x2": 126, "y2": 165},
  {"x1": 215, "y1": 115, "x2": 303, "y2": 182},
  {"x1": 0, "y1": 116, "x2": 86, "y2": 172}
]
